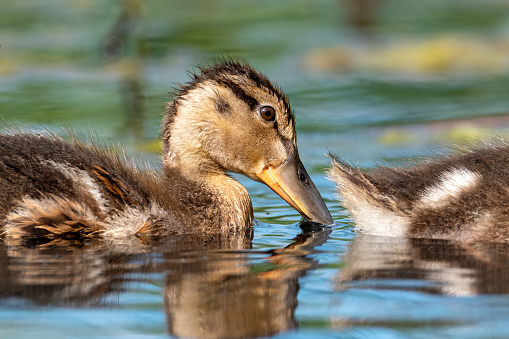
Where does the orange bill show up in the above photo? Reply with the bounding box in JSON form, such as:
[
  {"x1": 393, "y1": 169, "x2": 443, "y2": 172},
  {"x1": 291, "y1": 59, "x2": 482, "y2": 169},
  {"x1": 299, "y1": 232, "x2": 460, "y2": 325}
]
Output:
[{"x1": 257, "y1": 150, "x2": 333, "y2": 225}]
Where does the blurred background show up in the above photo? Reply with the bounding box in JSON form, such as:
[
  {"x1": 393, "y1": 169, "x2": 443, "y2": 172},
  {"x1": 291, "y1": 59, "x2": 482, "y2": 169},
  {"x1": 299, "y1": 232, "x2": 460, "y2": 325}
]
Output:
[{"x1": 1, "y1": 0, "x2": 509, "y2": 168}]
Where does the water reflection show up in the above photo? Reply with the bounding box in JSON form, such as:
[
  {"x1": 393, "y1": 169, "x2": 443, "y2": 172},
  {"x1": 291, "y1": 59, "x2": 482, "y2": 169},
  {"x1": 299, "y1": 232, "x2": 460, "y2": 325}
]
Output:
[
  {"x1": 0, "y1": 223, "x2": 331, "y2": 338},
  {"x1": 337, "y1": 233, "x2": 509, "y2": 295}
]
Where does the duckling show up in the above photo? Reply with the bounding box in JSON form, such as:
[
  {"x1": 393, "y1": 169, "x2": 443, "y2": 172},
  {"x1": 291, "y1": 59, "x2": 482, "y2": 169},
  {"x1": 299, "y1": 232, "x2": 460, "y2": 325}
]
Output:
[
  {"x1": 0, "y1": 61, "x2": 332, "y2": 242},
  {"x1": 329, "y1": 141, "x2": 509, "y2": 243}
]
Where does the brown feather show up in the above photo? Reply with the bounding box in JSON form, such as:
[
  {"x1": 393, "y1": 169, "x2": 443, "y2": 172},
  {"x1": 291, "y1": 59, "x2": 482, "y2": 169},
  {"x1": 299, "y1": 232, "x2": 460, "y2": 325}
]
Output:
[{"x1": 92, "y1": 165, "x2": 133, "y2": 205}]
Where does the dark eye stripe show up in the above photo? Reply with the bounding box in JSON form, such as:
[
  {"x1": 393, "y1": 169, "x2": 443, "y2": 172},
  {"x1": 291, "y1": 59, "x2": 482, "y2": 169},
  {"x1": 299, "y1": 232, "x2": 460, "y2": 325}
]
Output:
[{"x1": 216, "y1": 79, "x2": 258, "y2": 110}]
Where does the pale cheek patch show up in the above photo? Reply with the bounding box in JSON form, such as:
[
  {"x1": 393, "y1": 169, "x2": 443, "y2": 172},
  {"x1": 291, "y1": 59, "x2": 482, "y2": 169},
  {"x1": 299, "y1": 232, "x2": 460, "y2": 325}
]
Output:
[{"x1": 419, "y1": 167, "x2": 480, "y2": 209}]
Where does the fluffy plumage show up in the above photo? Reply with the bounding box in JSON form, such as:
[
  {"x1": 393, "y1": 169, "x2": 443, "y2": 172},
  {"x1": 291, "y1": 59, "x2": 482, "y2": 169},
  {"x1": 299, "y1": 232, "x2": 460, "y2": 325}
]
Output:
[
  {"x1": 0, "y1": 133, "x2": 235, "y2": 242},
  {"x1": 329, "y1": 141, "x2": 509, "y2": 243}
]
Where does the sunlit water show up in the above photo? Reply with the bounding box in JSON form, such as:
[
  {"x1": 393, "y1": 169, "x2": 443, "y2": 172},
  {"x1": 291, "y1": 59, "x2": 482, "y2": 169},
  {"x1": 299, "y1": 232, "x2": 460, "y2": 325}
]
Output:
[{"x1": 3, "y1": 1, "x2": 509, "y2": 338}]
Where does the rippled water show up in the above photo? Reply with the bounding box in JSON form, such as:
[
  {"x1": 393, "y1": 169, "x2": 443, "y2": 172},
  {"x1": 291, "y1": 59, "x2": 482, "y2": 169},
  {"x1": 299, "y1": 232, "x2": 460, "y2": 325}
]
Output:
[{"x1": 2, "y1": 1, "x2": 509, "y2": 338}]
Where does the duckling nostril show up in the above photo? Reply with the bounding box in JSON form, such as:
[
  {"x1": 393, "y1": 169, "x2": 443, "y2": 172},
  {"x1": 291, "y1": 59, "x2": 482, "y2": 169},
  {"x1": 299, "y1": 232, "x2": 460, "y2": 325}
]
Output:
[{"x1": 298, "y1": 171, "x2": 309, "y2": 185}]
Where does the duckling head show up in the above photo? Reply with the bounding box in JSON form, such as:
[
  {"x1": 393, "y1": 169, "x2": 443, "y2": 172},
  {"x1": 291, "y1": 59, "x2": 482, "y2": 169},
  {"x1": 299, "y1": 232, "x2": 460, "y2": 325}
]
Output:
[{"x1": 162, "y1": 61, "x2": 333, "y2": 225}]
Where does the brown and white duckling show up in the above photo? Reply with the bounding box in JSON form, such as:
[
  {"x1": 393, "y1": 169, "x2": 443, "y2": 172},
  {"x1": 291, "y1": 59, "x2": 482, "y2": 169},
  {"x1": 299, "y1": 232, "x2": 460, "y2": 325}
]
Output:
[
  {"x1": 0, "y1": 61, "x2": 332, "y2": 242},
  {"x1": 329, "y1": 141, "x2": 509, "y2": 243}
]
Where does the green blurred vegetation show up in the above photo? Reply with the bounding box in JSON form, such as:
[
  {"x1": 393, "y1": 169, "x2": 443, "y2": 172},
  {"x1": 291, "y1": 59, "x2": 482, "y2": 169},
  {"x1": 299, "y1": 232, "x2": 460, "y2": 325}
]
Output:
[{"x1": 1, "y1": 0, "x2": 509, "y2": 155}]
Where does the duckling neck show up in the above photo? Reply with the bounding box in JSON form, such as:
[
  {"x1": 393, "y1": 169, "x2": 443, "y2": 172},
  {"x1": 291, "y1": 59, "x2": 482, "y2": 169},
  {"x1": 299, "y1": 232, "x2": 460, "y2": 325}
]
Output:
[{"x1": 162, "y1": 152, "x2": 254, "y2": 233}]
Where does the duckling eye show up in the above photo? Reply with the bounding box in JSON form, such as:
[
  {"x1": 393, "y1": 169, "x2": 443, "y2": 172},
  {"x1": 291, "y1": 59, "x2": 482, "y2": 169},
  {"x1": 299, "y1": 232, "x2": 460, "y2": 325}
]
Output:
[{"x1": 259, "y1": 106, "x2": 276, "y2": 122}]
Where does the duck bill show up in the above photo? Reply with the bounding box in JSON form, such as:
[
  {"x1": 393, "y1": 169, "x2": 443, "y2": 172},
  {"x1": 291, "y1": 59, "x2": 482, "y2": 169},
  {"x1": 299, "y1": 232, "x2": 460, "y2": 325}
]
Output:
[{"x1": 257, "y1": 151, "x2": 333, "y2": 225}]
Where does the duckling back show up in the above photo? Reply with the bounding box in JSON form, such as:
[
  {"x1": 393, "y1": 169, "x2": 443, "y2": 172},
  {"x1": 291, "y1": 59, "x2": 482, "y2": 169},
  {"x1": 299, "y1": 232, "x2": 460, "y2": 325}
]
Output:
[
  {"x1": 329, "y1": 142, "x2": 509, "y2": 243},
  {"x1": 0, "y1": 132, "x2": 179, "y2": 242}
]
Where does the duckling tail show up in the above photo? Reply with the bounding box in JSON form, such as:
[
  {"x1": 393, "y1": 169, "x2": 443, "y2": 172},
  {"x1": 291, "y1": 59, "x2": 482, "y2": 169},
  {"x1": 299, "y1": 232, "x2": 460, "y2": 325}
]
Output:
[
  {"x1": 327, "y1": 154, "x2": 399, "y2": 209},
  {"x1": 3, "y1": 196, "x2": 106, "y2": 242},
  {"x1": 328, "y1": 153, "x2": 410, "y2": 236}
]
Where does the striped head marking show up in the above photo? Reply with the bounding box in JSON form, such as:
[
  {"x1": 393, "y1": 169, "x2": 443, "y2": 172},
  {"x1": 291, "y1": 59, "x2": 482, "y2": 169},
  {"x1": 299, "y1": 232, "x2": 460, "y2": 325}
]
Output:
[{"x1": 162, "y1": 61, "x2": 297, "y2": 180}]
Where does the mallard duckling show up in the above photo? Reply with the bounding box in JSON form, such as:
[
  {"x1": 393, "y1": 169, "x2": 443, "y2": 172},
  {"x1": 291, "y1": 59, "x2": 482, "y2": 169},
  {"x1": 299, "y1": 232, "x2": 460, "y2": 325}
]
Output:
[
  {"x1": 0, "y1": 61, "x2": 332, "y2": 242},
  {"x1": 329, "y1": 142, "x2": 509, "y2": 243}
]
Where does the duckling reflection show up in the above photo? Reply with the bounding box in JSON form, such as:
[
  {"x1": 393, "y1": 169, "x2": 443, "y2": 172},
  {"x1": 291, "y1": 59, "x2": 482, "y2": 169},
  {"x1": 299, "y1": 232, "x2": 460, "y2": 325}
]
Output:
[
  {"x1": 0, "y1": 223, "x2": 331, "y2": 338},
  {"x1": 165, "y1": 225, "x2": 331, "y2": 339},
  {"x1": 0, "y1": 231, "x2": 254, "y2": 306},
  {"x1": 337, "y1": 233, "x2": 509, "y2": 295}
]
